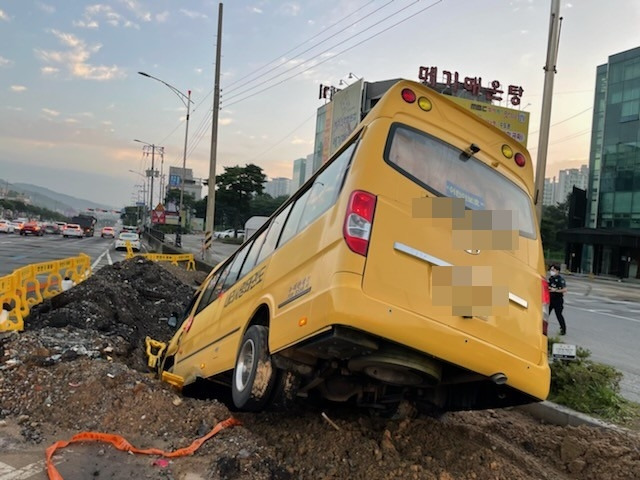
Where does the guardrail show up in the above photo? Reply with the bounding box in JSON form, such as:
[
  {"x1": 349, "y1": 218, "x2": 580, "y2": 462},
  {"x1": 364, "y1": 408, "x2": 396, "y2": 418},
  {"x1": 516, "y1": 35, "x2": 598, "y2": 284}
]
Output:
[
  {"x1": 125, "y1": 242, "x2": 196, "y2": 271},
  {"x1": 0, "y1": 253, "x2": 91, "y2": 332}
]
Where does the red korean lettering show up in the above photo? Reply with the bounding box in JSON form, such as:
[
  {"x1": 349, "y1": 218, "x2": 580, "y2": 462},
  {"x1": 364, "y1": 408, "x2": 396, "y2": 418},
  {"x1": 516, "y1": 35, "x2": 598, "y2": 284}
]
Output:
[
  {"x1": 508, "y1": 85, "x2": 524, "y2": 105},
  {"x1": 418, "y1": 66, "x2": 438, "y2": 86}
]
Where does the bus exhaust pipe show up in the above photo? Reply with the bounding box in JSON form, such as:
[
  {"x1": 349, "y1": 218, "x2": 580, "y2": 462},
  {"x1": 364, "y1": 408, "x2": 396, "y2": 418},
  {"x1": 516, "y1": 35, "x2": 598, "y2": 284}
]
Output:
[{"x1": 491, "y1": 373, "x2": 508, "y2": 385}]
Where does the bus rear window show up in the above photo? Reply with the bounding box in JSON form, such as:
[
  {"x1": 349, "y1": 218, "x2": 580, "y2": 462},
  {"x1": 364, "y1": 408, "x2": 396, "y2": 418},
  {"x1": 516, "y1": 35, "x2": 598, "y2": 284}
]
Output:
[{"x1": 384, "y1": 124, "x2": 536, "y2": 238}]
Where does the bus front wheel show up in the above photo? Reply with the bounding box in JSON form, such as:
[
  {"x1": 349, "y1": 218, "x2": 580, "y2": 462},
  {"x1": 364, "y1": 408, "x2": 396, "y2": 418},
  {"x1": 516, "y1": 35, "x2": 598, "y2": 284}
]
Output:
[{"x1": 232, "y1": 325, "x2": 278, "y2": 411}]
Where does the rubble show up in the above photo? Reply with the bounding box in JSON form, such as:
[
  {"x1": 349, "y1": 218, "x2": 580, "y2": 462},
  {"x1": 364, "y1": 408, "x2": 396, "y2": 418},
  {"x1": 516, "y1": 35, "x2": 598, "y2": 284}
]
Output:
[{"x1": 1, "y1": 257, "x2": 639, "y2": 479}]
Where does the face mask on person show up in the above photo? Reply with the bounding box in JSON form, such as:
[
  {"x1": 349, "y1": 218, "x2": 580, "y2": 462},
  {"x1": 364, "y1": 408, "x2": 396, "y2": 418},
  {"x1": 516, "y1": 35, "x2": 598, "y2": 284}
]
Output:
[{"x1": 549, "y1": 270, "x2": 557, "y2": 277}]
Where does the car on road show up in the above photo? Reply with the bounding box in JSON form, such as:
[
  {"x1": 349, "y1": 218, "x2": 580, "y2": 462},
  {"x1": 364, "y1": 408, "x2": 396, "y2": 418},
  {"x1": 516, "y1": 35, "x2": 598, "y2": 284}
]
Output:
[
  {"x1": 214, "y1": 228, "x2": 244, "y2": 239},
  {"x1": 115, "y1": 232, "x2": 141, "y2": 251},
  {"x1": 62, "y1": 223, "x2": 83, "y2": 238},
  {"x1": 0, "y1": 220, "x2": 15, "y2": 234},
  {"x1": 11, "y1": 221, "x2": 24, "y2": 232},
  {"x1": 55, "y1": 221, "x2": 67, "y2": 231},
  {"x1": 101, "y1": 226, "x2": 116, "y2": 238},
  {"x1": 20, "y1": 221, "x2": 44, "y2": 236},
  {"x1": 43, "y1": 223, "x2": 60, "y2": 234}
]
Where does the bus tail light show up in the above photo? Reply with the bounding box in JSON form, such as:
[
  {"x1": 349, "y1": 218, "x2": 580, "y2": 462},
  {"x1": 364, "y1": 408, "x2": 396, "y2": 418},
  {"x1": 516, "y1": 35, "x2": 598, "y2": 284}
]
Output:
[
  {"x1": 541, "y1": 276, "x2": 550, "y2": 336},
  {"x1": 344, "y1": 190, "x2": 377, "y2": 256},
  {"x1": 401, "y1": 88, "x2": 416, "y2": 103}
]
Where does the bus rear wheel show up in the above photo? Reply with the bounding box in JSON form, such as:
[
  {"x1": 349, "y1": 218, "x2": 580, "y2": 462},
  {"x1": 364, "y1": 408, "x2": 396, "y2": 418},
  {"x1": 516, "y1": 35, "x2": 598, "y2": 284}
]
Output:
[{"x1": 232, "y1": 325, "x2": 278, "y2": 411}]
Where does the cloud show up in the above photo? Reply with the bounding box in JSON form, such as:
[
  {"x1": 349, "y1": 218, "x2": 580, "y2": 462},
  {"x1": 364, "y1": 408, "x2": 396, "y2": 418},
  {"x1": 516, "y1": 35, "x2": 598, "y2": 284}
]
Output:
[
  {"x1": 42, "y1": 108, "x2": 61, "y2": 117},
  {"x1": 180, "y1": 9, "x2": 208, "y2": 20},
  {"x1": 65, "y1": 118, "x2": 79, "y2": 124},
  {"x1": 120, "y1": 0, "x2": 152, "y2": 22},
  {"x1": 37, "y1": 2, "x2": 55, "y2": 14},
  {"x1": 219, "y1": 118, "x2": 233, "y2": 126},
  {"x1": 11, "y1": 85, "x2": 27, "y2": 92},
  {"x1": 0, "y1": 56, "x2": 12, "y2": 67},
  {"x1": 74, "y1": 4, "x2": 142, "y2": 29},
  {"x1": 6, "y1": 106, "x2": 23, "y2": 111},
  {"x1": 0, "y1": 9, "x2": 10, "y2": 21},
  {"x1": 41, "y1": 66, "x2": 60, "y2": 75},
  {"x1": 251, "y1": 7, "x2": 263, "y2": 14},
  {"x1": 290, "y1": 137, "x2": 311, "y2": 145},
  {"x1": 279, "y1": 3, "x2": 301, "y2": 16},
  {"x1": 156, "y1": 11, "x2": 169, "y2": 22},
  {"x1": 35, "y1": 30, "x2": 126, "y2": 81}
]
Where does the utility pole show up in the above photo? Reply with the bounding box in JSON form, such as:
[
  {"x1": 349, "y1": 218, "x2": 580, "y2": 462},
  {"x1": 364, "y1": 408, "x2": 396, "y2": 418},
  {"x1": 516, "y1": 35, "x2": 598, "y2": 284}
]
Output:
[
  {"x1": 533, "y1": 0, "x2": 562, "y2": 226},
  {"x1": 149, "y1": 145, "x2": 155, "y2": 211},
  {"x1": 206, "y1": 2, "x2": 223, "y2": 239}
]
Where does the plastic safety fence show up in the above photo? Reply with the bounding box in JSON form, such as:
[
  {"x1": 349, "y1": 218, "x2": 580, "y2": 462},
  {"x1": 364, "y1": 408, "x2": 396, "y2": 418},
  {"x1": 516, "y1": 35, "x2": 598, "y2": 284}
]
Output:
[
  {"x1": 125, "y1": 241, "x2": 196, "y2": 271},
  {"x1": 0, "y1": 253, "x2": 91, "y2": 332},
  {"x1": 45, "y1": 417, "x2": 241, "y2": 480}
]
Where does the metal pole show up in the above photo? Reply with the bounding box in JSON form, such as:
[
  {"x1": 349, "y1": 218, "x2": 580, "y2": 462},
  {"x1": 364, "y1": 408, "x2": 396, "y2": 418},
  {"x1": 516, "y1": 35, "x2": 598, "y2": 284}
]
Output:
[
  {"x1": 533, "y1": 0, "x2": 562, "y2": 226},
  {"x1": 150, "y1": 144, "x2": 155, "y2": 213},
  {"x1": 176, "y1": 90, "x2": 191, "y2": 247},
  {"x1": 206, "y1": 2, "x2": 223, "y2": 236}
]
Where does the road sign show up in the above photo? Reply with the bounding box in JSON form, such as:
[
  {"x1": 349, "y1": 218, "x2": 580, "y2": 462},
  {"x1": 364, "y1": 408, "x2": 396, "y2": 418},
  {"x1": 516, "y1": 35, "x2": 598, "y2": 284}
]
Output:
[
  {"x1": 151, "y1": 210, "x2": 166, "y2": 224},
  {"x1": 552, "y1": 343, "x2": 577, "y2": 361}
]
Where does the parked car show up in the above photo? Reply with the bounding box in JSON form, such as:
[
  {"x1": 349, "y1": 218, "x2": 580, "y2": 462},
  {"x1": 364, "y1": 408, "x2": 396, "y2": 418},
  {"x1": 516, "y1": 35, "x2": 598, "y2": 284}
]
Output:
[
  {"x1": 115, "y1": 232, "x2": 141, "y2": 251},
  {"x1": 55, "y1": 221, "x2": 67, "y2": 231},
  {"x1": 0, "y1": 220, "x2": 15, "y2": 234},
  {"x1": 62, "y1": 223, "x2": 83, "y2": 238},
  {"x1": 11, "y1": 221, "x2": 24, "y2": 232},
  {"x1": 215, "y1": 228, "x2": 244, "y2": 239},
  {"x1": 101, "y1": 226, "x2": 115, "y2": 238},
  {"x1": 20, "y1": 221, "x2": 44, "y2": 236}
]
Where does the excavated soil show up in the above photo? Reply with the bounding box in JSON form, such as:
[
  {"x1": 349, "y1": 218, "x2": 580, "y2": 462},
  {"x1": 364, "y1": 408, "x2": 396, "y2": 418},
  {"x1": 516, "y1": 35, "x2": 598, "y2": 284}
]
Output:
[{"x1": 1, "y1": 258, "x2": 639, "y2": 480}]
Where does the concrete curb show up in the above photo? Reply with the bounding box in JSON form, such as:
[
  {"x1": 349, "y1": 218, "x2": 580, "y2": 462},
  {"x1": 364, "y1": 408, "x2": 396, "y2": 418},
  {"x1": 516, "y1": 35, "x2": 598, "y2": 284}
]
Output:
[{"x1": 517, "y1": 401, "x2": 623, "y2": 431}]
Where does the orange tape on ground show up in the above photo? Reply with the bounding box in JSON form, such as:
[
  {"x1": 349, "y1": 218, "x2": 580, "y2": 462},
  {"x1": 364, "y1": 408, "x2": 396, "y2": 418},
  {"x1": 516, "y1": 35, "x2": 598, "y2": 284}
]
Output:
[{"x1": 45, "y1": 417, "x2": 241, "y2": 480}]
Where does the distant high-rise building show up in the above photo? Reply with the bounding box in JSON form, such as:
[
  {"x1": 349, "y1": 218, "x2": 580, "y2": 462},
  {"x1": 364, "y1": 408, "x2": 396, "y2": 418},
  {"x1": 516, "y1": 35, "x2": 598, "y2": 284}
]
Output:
[
  {"x1": 556, "y1": 165, "x2": 589, "y2": 204},
  {"x1": 264, "y1": 177, "x2": 291, "y2": 198},
  {"x1": 304, "y1": 153, "x2": 314, "y2": 182},
  {"x1": 291, "y1": 158, "x2": 306, "y2": 193},
  {"x1": 543, "y1": 177, "x2": 556, "y2": 206}
]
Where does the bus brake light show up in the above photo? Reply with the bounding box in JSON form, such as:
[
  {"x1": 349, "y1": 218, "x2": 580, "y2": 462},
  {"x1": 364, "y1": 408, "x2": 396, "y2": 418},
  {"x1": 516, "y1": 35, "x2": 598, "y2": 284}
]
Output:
[
  {"x1": 514, "y1": 152, "x2": 526, "y2": 167},
  {"x1": 401, "y1": 88, "x2": 416, "y2": 103},
  {"x1": 344, "y1": 190, "x2": 377, "y2": 256}
]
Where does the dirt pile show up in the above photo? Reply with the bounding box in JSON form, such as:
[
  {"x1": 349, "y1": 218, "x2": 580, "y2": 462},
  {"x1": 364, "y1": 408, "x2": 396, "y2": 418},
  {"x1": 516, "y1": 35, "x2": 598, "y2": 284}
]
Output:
[{"x1": 1, "y1": 258, "x2": 639, "y2": 480}]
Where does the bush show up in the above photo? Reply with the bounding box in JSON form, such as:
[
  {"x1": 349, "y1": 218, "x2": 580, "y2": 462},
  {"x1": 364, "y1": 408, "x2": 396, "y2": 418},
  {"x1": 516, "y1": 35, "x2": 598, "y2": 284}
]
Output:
[{"x1": 548, "y1": 337, "x2": 637, "y2": 423}]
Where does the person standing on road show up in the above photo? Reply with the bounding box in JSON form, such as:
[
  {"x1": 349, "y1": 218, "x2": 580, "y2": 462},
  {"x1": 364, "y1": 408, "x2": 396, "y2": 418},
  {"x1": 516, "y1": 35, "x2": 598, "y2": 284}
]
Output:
[{"x1": 548, "y1": 264, "x2": 568, "y2": 335}]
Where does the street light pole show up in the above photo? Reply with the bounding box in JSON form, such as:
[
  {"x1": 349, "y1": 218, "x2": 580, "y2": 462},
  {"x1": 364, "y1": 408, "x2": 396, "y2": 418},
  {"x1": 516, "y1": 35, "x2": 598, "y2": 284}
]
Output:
[
  {"x1": 134, "y1": 140, "x2": 163, "y2": 217},
  {"x1": 138, "y1": 72, "x2": 192, "y2": 244}
]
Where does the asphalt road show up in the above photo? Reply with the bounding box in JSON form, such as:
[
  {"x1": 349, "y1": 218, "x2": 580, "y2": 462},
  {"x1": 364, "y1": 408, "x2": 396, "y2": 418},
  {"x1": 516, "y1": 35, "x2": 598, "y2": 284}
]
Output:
[
  {"x1": 0, "y1": 232, "x2": 136, "y2": 276},
  {"x1": 558, "y1": 276, "x2": 640, "y2": 403}
]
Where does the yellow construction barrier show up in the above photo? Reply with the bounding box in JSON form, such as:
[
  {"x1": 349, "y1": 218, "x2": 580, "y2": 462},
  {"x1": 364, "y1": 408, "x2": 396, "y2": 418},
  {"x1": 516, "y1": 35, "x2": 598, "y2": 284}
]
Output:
[
  {"x1": 125, "y1": 242, "x2": 196, "y2": 271},
  {"x1": 0, "y1": 253, "x2": 91, "y2": 332}
]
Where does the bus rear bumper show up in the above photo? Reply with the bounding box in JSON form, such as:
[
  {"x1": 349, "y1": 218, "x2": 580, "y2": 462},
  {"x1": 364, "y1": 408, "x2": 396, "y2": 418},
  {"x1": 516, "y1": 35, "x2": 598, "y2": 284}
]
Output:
[{"x1": 297, "y1": 272, "x2": 550, "y2": 403}]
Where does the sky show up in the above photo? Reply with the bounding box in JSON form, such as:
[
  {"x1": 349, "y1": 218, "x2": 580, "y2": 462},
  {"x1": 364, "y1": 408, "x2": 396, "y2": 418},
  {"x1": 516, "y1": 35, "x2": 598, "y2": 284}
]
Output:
[{"x1": 1, "y1": 0, "x2": 640, "y2": 209}]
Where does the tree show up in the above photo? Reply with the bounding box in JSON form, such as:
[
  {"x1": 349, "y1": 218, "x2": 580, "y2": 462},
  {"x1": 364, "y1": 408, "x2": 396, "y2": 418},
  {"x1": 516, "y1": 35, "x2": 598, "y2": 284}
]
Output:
[
  {"x1": 164, "y1": 189, "x2": 196, "y2": 211},
  {"x1": 215, "y1": 164, "x2": 267, "y2": 229},
  {"x1": 540, "y1": 194, "x2": 570, "y2": 257},
  {"x1": 249, "y1": 194, "x2": 289, "y2": 217}
]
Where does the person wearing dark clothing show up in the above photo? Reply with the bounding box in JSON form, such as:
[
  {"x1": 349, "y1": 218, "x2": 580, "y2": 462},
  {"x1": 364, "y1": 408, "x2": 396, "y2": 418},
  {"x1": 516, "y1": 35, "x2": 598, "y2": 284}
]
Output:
[{"x1": 548, "y1": 264, "x2": 567, "y2": 335}]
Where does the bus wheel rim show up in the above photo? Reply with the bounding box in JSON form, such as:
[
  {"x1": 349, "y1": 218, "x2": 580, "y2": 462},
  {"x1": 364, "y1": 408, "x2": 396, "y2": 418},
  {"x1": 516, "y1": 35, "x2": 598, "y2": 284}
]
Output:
[{"x1": 235, "y1": 339, "x2": 255, "y2": 392}]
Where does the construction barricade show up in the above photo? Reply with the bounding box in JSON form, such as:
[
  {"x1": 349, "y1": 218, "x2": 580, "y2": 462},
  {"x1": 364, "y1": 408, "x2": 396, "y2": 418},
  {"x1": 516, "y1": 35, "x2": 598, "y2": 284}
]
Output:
[
  {"x1": 0, "y1": 253, "x2": 91, "y2": 332},
  {"x1": 125, "y1": 242, "x2": 196, "y2": 271}
]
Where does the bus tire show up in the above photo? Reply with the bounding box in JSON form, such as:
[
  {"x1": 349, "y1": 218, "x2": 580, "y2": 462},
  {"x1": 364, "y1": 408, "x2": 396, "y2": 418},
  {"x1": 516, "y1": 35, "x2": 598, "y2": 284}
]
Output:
[{"x1": 231, "y1": 325, "x2": 278, "y2": 411}]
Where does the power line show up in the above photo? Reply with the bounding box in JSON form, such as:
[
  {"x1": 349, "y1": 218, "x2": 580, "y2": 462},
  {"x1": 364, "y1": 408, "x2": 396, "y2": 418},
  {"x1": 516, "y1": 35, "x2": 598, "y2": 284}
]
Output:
[
  {"x1": 223, "y1": 0, "x2": 394, "y2": 96},
  {"x1": 224, "y1": 0, "x2": 380, "y2": 91},
  {"x1": 224, "y1": 0, "x2": 444, "y2": 108},
  {"x1": 529, "y1": 106, "x2": 592, "y2": 136},
  {"x1": 248, "y1": 112, "x2": 317, "y2": 163},
  {"x1": 223, "y1": 0, "x2": 431, "y2": 104}
]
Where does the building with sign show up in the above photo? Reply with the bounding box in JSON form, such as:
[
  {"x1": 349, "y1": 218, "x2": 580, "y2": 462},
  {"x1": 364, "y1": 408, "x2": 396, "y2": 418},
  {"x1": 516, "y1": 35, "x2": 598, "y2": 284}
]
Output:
[
  {"x1": 560, "y1": 46, "x2": 640, "y2": 278},
  {"x1": 312, "y1": 75, "x2": 530, "y2": 178},
  {"x1": 166, "y1": 166, "x2": 202, "y2": 205}
]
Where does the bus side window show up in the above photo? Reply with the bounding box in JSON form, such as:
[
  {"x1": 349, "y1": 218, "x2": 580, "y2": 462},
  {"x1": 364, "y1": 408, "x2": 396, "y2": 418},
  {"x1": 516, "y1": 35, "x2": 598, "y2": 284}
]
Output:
[
  {"x1": 220, "y1": 242, "x2": 253, "y2": 291},
  {"x1": 257, "y1": 203, "x2": 292, "y2": 265},
  {"x1": 212, "y1": 261, "x2": 234, "y2": 298},
  {"x1": 297, "y1": 143, "x2": 355, "y2": 232},
  {"x1": 239, "y1": 229, "x2": 268, "y2": 280},
  {"x1": 194, "y1": 270, "x2": 223, "y2": 315},
  {"x1": 278, "y1": 189, "x2": 311, "y2": 247}
]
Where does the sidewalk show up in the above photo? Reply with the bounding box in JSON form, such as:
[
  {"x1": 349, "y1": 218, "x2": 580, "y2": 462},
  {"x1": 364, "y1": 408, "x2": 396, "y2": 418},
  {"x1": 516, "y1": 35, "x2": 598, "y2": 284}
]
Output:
[{"x1": 162, "y1": 233, "x2": 238, "y2": 268}]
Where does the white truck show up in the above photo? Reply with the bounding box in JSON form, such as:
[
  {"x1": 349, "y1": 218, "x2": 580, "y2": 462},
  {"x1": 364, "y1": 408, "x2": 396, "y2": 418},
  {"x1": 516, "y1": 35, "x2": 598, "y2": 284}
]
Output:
[{"x1": 244, "y1": 216, "x2": 269, "y2": 240}]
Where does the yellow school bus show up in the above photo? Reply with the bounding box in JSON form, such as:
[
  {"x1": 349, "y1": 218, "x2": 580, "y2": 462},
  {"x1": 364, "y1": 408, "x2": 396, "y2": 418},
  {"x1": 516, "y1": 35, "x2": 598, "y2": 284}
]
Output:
[{"x1": 155, "y1": 80, "x2": 551, "y2": 413}]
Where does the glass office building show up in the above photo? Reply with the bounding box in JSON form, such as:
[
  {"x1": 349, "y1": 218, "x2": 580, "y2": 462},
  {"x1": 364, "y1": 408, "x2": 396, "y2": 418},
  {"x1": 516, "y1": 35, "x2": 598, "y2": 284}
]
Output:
[{"x1": 566, "y1": 46, "x2": 640, "y2": 277}]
